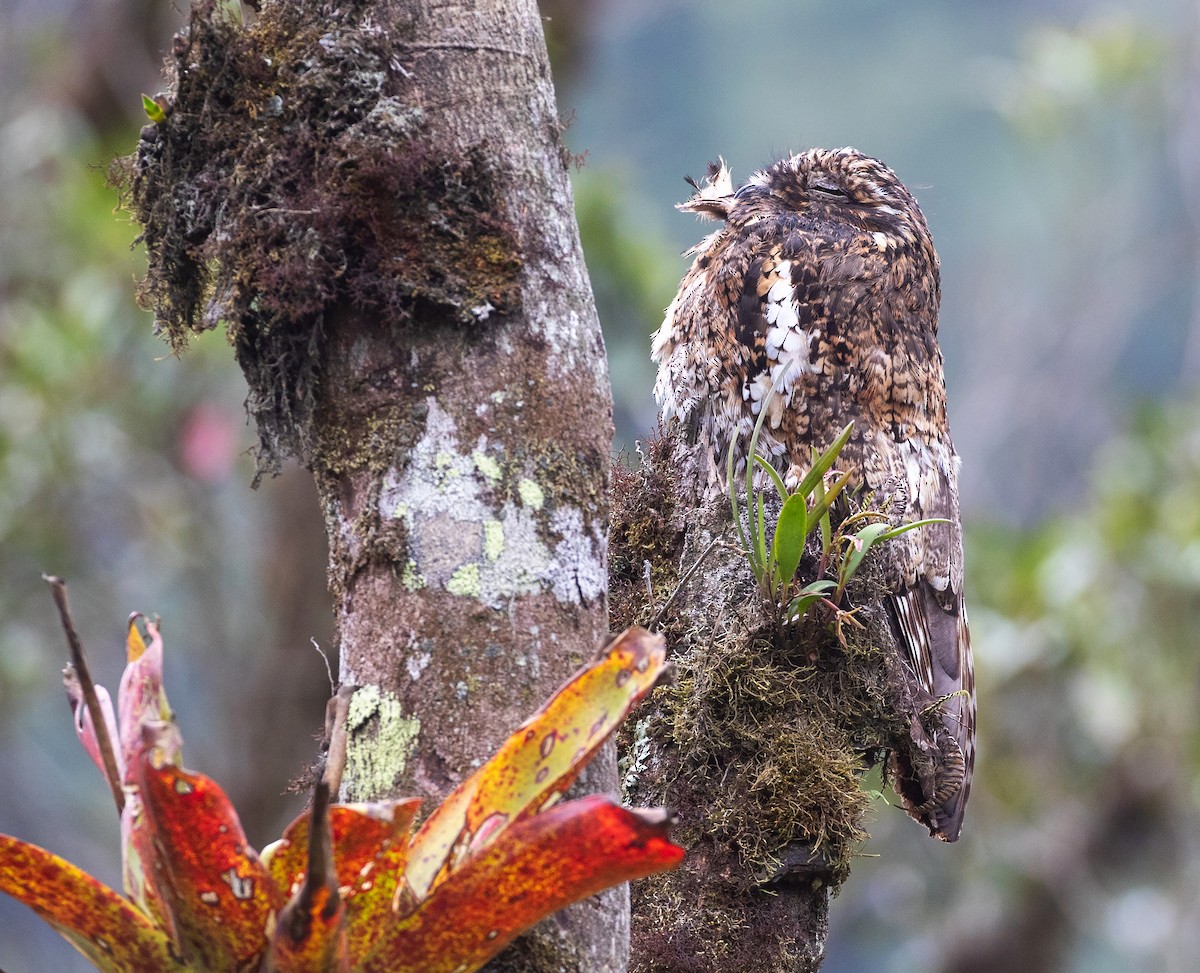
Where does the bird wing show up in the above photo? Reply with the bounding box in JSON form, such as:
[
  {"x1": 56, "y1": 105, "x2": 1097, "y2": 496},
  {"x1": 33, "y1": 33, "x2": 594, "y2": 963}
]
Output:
[{"x1": 887, "y1": 448, "x2": 975, "y2": 841}]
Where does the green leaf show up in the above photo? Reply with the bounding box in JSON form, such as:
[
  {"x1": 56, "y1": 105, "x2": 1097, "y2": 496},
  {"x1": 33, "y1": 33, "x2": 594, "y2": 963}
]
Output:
[
  {"x1": 772, "y1": 493, "x2": 809, "y2": 589},
  {"x1": 753, "y1": 491, "x2": 768, "y2": 580},
  {"x1": 842, "y1": 522, "x2": 892, "y2": 583},
  {"x1": 786, "y1": 580, "x2": 836, "y2": 623},
  {"x1": 141, "y1": 94, "x2": 167, "y2": 124},
  {"x1": 872, "y1": 518, "x2": 950, "y2": 543},
  {"x1": 753, "y1": 453, "x2": 788, "y2": 503},
  {"x1": 814, "y1": 475, "x2": 833, "y2": 553},
  {"x1": 806, "y1": 468, "x2": 852, "y2": 527},
  {"x1": 792, "y1": 422, "x2": 853, "y2": 499},
  {"x1": 744, "y1": 388, "x2": 775, "y2": 504}
]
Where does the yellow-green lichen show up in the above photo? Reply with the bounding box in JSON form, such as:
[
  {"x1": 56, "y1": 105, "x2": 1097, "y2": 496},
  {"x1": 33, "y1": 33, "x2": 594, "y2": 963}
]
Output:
[
  {"x1": 401, "y1": 558, "x2": 426, "y2": 591},
  {"x1": 434, "y1": 451, "x2": 461, "y2": 486},
  {"x1": 447, "y1": 562, "x2": 481, "y2": 597},
  {"x1": 345, "y1": 685, "x2": 421, "y2": 801},
  {"x1": 392, "y1": 500, "x2": 409, "y2": 519},
  {"x1": 518, "y1": 477, "x2": 544, "y2": 510},
  {"x1": 483, "y1": 519, "x2": 504, "y2": 561},
  {"x1": 473, "y1": 450, "x2": 502, "y2": 484}
]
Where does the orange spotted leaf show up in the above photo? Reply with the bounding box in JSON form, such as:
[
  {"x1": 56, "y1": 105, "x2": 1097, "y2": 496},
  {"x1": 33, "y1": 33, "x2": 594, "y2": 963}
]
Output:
[
  {"x1": 0, "y1": 833, "x2": 185, "y2": 973},
  {"x1": 403, "y1": 626, "x2": 667, "y2": 901},
  {"x1": 362, "y1": 795, "x2": 683, "y2": 973},
  {"x1": 263, "y1": 798, "x2": 423, "y2": 966},
  {"x1": 263, "y1": 799, "x2": 420, "y2": 902},
  {"x1": 135, "y1": 751, "x2": 283, "y2": 969},
  {"x1": 269, "y1": 882, "x2": 351, "y2": 973}
]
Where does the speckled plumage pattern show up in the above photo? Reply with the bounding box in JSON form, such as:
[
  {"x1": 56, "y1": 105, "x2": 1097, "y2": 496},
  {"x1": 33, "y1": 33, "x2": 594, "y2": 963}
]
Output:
[{"x1": 652, "y1": 148, "x2": 975, "y2": 841}]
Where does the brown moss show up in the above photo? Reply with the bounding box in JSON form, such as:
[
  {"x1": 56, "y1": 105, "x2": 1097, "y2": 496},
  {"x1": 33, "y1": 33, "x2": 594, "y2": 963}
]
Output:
[
  {"x1": 609, "y1": 430, "x2": 685, "y2": 630},
  {"x1": 112, "y1": 0, "x2": 522, "y2": 474}
]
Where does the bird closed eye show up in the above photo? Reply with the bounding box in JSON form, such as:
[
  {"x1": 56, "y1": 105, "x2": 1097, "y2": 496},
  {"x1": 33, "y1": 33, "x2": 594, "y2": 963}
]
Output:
[{"x1": 810, "y1": 181, "x2": 851, "y2": 200}]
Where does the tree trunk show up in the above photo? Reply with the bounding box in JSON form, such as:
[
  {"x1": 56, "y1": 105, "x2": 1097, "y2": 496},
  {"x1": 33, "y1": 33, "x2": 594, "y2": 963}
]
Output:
[{"x1": 123, "y1": 0, "x2": 621, "y2": 969}]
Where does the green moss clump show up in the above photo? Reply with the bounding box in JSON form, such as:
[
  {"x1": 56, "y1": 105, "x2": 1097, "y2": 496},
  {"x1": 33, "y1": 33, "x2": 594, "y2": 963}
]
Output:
[{"x1": 653, "y1": 607, "x2": 902, "y2": 885}]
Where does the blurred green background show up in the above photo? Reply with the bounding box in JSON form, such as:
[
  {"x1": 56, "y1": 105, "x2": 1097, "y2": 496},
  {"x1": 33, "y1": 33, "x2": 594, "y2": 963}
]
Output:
[{"x1": 2, "y1": 1, "x2": 1198, "y2": 970}]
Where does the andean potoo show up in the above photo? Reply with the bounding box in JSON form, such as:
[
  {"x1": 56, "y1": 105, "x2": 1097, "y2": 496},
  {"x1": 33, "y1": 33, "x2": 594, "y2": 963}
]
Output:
[{"x1": 652, "y1": 148, "x2": 975, "y2": 841}]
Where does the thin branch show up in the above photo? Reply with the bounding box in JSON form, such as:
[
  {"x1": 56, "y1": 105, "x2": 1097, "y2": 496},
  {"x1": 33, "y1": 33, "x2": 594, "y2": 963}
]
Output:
[
  {"x1": 648, "y1": 536, "x2": 723, "y2": 631},
  {"x1": 279, "y1": 777, "x2": 338, "y2": 944},
  {"x1": 322, "y1": 684, "x2": 355, "y2": 798},
  {"x1": 43, "y1": 575, "x2": 125, "y2": 814}
]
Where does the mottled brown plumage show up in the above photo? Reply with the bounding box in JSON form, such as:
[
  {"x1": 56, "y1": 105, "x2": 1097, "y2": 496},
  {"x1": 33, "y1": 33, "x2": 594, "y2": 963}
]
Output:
[{"x1": 652, "y1": 148, "x2": 975, "y2": 841}]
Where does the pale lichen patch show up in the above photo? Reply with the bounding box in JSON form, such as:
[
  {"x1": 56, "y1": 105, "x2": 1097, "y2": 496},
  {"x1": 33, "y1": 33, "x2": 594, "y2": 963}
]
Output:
[
  {"x1": 406, "y1": 650, "x2": 431, "y2": 681},
  {"x1": 344, "y1": 685, "x2": 421, "y2": 802},
  {"x1": 375, "y1": 397, "x2": 601, "y2": 607},
  {"x1": 483, "y1": 519, "x2": 504, "y2": 561},
  {"x1": 547, "y1": 507, "x2": 607, "y2": 605},
  {"x1": 473, "y1": 449, "x2": 502, "y2": 484},
  {"x1": 476, "y1": 504, "x2": 551, "y2": 605},
  {"x1": 447, "y1": 563, "x2": 481, "y2": 597},
  {"x1": 517, "y1": 477, "x2": 544, "y2": 510},
  {"x1": 401, "y1": 559, "x2": 427, "y2": 591}
]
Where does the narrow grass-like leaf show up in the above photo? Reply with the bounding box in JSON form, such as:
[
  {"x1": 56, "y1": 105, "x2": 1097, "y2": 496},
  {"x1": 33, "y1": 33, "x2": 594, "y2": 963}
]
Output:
[
  {"x1": 814, "y1": 474, "x2": 832, "y2": 554},
  {"x1": 753, "y1": 491, "x2": 768, "y2": 581},
  {"x1": 873, "y1": 518, "x2": 949, "y2": 543},
  {"x1": 753, "y1": 453, "x2": 789, "y2": 503},
  {"x1": 792, "y1": 422, "x2": 853, "y2": 499}
]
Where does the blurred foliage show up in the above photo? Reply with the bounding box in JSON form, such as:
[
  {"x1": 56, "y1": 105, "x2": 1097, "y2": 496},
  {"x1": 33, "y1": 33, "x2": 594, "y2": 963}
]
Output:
[
  {"x1": 572, "y1": 167, "x2": 679, "y2": 448},
  {"x1": 0, "y1": 50, "x2": 332, "y2": 973},
  {"x1": 992, "y1": 16, "x2": 1166, "y2": 137}
]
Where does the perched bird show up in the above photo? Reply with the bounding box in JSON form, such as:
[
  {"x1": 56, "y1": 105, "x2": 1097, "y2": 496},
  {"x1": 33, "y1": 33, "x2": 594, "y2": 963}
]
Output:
[{"x1": 652, "y1": 148, "x2": 974, "y2": 841}]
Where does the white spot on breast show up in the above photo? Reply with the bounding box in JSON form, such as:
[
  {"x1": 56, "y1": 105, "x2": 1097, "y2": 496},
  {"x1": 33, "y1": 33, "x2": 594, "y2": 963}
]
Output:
[
  {"x1": 873, "y1": 231, "x2": 889, "y2": 250},
  {"x1": 766, "y1": 277, "x2": 792, "y2": 303}
]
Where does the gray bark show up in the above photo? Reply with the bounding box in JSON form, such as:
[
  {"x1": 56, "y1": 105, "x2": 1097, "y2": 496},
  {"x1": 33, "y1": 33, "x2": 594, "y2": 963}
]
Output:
[{"x1": 318, "y1": 3, "x2": 623, "y2": 970}]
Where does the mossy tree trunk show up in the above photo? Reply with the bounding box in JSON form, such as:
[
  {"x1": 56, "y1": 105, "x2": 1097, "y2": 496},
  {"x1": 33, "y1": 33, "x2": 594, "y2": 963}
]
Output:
[
  {"x1": 123, "y1": 0, "x2": 620, "y2": 970},
  {"x1": 612, "y1": 433, "x2": 912, "y2": 972}
]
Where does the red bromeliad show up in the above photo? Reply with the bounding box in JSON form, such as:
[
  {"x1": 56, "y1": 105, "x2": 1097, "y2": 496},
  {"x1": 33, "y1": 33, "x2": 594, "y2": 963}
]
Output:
[{"x1": 0, "y1": 583, "x2": 681, "y2": 973}]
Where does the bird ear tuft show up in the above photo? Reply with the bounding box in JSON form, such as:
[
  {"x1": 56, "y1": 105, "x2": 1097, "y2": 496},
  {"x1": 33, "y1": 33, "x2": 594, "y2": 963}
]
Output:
[{"x1": 678, "y1": 158, "x2": 735, "y2": 220}]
